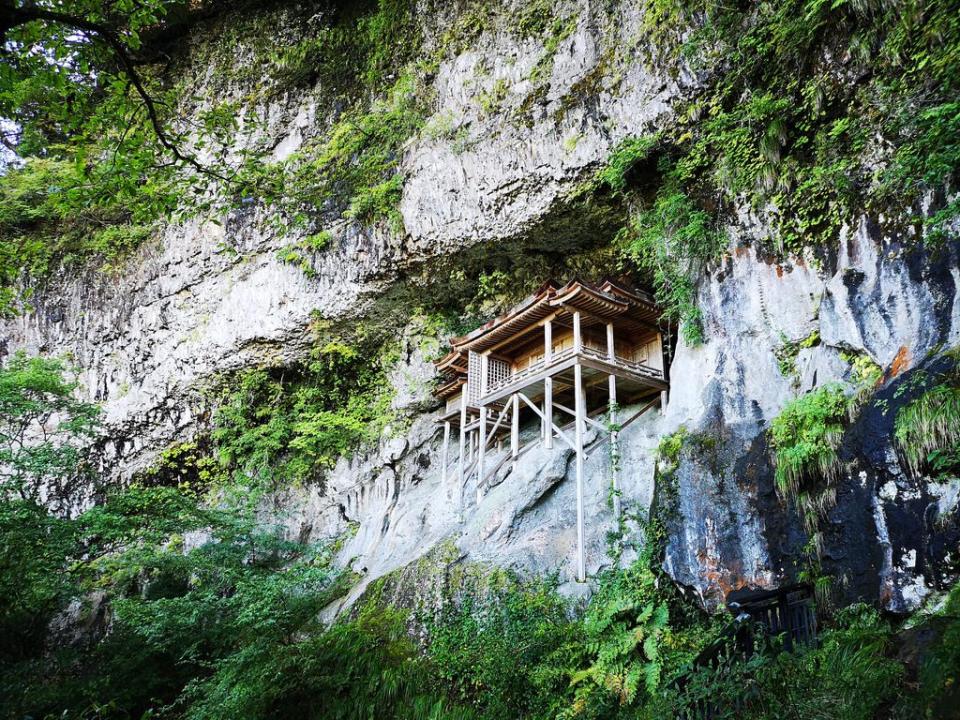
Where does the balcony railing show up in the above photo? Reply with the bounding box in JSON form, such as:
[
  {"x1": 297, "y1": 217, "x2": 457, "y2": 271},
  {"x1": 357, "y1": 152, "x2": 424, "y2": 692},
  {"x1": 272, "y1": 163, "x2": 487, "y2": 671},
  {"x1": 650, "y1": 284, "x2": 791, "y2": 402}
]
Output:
[
  {"x1": 579, "y1": 345, "x2": 664, "y2": 380},
  {"x1": 483, "y1": 346, "x2": 663, "y2": 397}
]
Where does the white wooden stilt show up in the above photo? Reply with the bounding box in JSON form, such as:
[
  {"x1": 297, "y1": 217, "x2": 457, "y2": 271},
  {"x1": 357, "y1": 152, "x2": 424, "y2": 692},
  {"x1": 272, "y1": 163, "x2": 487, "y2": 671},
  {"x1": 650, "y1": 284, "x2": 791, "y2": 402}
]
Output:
[
  {"x1": 477, "y1": 353, "x2": 490, "y2": 502},
  {"x1": 442, "y1": 420, "x2": 451, "y2": 487},
  {"x1": 457, "y1": 402, "x2": 467, "y2": 522},
  {"x1": 574, "y1": 362, "x2": 586, "y2": 582},
  {"x1": 477, "y1": 405, "x2": 487, "y2": 504},
  {"x1": 544, "y1": 377, "x2": 553, "y2": 449},
  {"x1": 608, "y1": 374, "x2": 620, "y2": 519},
  {"x1": 541, "y1": 400, "x2": 547, "y2": 442},
  {"x1": 511, "y1": 393, "x2": 520, "y2": 471},
  {"x1": 573, "y1": 311, "x2": 582, "y2": 353},
  {"x1": 544, "y1": 320, "x2": 554, "y2": 449}
]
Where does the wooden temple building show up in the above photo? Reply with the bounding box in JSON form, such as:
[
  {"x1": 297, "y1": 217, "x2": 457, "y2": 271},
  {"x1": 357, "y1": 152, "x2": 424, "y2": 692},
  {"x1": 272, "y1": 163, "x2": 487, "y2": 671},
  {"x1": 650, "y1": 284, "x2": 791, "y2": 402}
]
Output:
[{"x1": 434, "y1": 279, "x2": 669, "y2": 581}]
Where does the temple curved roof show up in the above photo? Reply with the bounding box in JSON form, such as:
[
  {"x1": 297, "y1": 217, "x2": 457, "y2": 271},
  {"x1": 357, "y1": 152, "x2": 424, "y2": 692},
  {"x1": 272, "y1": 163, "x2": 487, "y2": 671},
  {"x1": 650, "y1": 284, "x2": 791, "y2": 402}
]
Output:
[{"x1": 446, "y1": 278, "x2": 659, "y2": 355}]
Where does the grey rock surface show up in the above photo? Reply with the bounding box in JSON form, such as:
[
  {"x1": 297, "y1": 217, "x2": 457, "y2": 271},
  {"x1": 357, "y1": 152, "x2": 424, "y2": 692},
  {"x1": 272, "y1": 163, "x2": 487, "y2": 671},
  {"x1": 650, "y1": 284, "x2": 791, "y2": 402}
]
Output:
[{"x1": 1, "y1": 1, "x2": 958, "y2": 611}]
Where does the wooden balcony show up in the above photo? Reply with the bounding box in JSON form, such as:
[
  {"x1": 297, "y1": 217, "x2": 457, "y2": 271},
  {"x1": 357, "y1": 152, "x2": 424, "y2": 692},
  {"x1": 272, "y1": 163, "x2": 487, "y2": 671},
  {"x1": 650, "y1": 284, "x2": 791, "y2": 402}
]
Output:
[{"x1": 479, "y1": 345, "x2": 666, "y2": 406}]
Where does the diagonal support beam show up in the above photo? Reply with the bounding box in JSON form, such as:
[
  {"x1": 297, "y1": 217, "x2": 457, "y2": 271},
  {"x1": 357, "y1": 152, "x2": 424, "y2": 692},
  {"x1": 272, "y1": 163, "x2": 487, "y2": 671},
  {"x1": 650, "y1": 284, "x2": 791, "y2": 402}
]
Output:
[
  {"x1": 516, "y1": 392, "x2": 580, "y2": 456},
  {"x1": 482, "y1": 402, "x2": 512, "y2": 452},
  {"x1": 553, "y1": 402, "x2": 608, "y2": 433}
]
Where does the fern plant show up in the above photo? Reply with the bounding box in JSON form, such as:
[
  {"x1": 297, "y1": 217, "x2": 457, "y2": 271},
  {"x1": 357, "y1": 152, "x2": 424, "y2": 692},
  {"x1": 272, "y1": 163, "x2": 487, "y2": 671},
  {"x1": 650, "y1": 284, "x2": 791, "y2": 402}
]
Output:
[{"x1": 565, "y1": 552, "x2": 670, "y2": 716}]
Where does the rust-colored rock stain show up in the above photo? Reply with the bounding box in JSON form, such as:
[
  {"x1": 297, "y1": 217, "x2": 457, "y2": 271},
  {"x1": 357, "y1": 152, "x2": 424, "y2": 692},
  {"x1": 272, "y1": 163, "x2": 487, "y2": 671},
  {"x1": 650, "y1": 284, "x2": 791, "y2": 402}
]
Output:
[{"x1": 886, "y1": 345, "x2": 912, "y2": 381}]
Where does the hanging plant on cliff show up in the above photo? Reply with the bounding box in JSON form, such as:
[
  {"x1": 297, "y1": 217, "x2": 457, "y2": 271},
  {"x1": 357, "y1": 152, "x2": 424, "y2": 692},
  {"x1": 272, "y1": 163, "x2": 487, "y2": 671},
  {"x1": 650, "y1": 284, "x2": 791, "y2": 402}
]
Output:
[
  {"x1": 585, "y1": 134, "x2": 726, "y2": 346},
  {"x1": 894, "y1": 349, "x2": 960, "y2": 476},
  {"x1": 769, "y1": 386, "x2": 847, "y2": 602},
  {"x1": 618, "y1": 168, "x2": 726, "y2": 346},
  {"x1": 586, "y1": 0, "x2": 960, "y2": 347},
  {"x1": 768, "y1": 382, "x2": 854, "y2": 567}
]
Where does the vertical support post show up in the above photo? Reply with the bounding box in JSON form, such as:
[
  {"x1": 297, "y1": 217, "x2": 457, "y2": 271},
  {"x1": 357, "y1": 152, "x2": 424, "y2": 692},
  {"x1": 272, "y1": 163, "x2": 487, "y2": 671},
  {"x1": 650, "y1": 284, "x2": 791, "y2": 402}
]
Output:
[
  {"x1": 477, "y1": 405, "x2": 487, "y2": 504},
  {"x1": 573, "y1": 311, "x2": 582, "y2": 353},
  {"x1": 543, "y1": 320, "x2": 553, "y2": 449},
  {"x1": 457, "y1": 402, "x2": 467, "y2": 522},
  {"x1": 467, "y1": 421, "x2": 474, "y2": 464},
  {"x1": 457, "y1": 401, "x2": 467, "y2": 522},
  {"x1": 477, "y1": 352, "x2": 489, "y2": 502},
  {"x1": 657, "y1": 331, "x2": 669, "y2": 414},
  {"x1": 511, "y1": 393, "x2": 520, "y2": 471},
  {"x1": 442, "y1": 420, "x2": 451, "y2": 487},
  {"x1": 608, "y1": 374, "x2": 620, "y2": 519},
  {"x1": 574, "y1": 362, "x2": 586, "y2": 582},
  {"x1": 541, "y1": 401, "x2": 547, "y2": 442},
  {"x1": 544, "y1": 378, "x2": 554, "y2": 449},
  {"x1": 606, "y1": 321, "x2": 615, "y2": 361}
]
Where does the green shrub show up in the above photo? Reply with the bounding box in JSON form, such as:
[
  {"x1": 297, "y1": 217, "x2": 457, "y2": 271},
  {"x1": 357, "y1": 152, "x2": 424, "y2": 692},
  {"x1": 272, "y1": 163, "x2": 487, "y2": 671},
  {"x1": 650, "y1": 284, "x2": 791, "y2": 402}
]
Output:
[
  {"x1": 657, "y1": 604, "x2": 903, "y2": 720},
  {"x1": 0, "y1": 482, "x2": 952, "y2": 720},
  {"x1": 425, "y1": 571, "x2": 578, "y2": 719},
  {"x1": 562, "y1": 524, "x2": 716, "y2": 719},
  {"x1": 0, "y1": 482, "x2": 470, "y2": 720},
  {"x1": 0, "y1": 498, "x2": 76, "y2": 665},
  {"x1": 910, "y1": 584, "x2": 960, "y2": 717},
  {"x1": 569, "y1": 563, "x2": 671, "y2": 712},
  {"x1": 750, "y1": 604, "x2": 903, "y2": 720}
]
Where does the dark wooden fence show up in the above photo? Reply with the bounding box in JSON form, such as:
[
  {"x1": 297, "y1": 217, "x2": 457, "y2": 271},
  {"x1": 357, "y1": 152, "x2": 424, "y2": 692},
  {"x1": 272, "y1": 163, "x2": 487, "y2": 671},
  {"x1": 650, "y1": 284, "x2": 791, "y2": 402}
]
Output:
[
  {"x1": 726, "y1": 583, "x2": 818, "y2": 652},
  {"x1": 670, "y1": 584, "x2": 818, "y2": 719}
]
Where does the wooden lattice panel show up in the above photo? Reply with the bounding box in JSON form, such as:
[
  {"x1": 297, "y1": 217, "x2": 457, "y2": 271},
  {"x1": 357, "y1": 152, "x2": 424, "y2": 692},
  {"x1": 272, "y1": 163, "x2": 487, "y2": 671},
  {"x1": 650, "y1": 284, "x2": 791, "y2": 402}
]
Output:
[
  {"x1": 467, "y1": 351, "x2": 481, "y2": 405},
  {"x1": 487, "y1": 357, "x2": 511, "y2": 391}
]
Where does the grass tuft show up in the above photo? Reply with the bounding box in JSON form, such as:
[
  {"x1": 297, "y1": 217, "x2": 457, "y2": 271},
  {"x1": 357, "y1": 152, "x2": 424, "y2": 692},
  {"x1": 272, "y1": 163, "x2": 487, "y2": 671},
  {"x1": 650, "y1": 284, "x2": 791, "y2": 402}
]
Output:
[{"x1": 894, "y1": 376, "x2": 960, "y2": 476}]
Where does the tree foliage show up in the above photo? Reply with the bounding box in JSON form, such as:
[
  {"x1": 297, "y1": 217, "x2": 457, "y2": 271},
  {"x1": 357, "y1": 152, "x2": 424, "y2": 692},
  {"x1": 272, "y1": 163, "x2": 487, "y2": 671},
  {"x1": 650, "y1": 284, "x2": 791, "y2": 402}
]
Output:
[
  {"x1": 0, "y1": 0, "x2": 237, "y2": 314},
  {"x1": 1, "y1": 0, "x2": 222, "y2": 170},
  {"x1": 0, "y1": 350, "x2": 98, "y2": 501}
]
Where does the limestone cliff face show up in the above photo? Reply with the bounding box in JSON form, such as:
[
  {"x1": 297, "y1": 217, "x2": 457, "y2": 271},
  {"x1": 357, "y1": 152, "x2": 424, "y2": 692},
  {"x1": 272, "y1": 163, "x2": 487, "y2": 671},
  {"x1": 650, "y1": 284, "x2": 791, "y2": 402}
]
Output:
[
  {"x1": 664, "y1": 226, "x2": 960, "y2": 611},
  {"x1": 3, "y1": 1, "x2": 958, "y2": 613}
]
